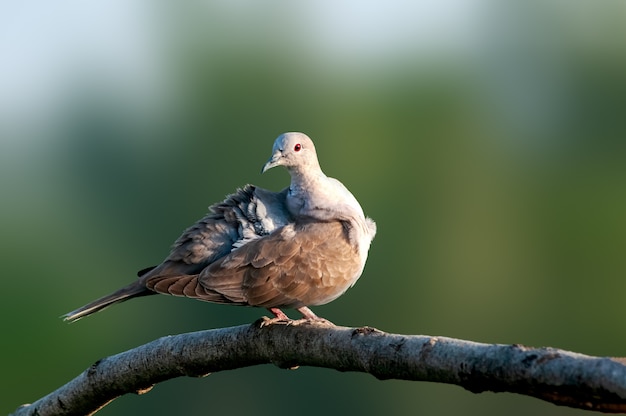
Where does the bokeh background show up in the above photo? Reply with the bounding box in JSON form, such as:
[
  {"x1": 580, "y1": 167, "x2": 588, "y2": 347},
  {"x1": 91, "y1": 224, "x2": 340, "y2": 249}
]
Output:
[{"x1": 2, "y1": 1, "x2": 626, "y2": 415}]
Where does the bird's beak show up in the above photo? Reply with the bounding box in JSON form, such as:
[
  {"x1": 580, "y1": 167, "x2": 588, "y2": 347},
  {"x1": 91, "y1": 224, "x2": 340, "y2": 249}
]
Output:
[{"x1": 261, "y1": 151, "x2": 282, "y2": 173}]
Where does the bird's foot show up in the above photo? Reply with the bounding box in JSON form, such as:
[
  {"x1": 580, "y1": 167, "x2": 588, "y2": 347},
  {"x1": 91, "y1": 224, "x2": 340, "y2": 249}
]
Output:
[
  {"x1": 295, "y1": 306, "x2": 335, "y2": 327},
  {"x1": 259, "y1": 307, "x2": 335, "y2": 327},
  {"x1": 259, "y1": 308, "x2": 293, "y2": 327}
]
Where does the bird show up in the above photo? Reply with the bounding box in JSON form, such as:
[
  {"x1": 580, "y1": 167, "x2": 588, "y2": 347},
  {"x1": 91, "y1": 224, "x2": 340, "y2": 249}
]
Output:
[{"x1": 63, "y1": 132, "x2": 376, "y2": 323}]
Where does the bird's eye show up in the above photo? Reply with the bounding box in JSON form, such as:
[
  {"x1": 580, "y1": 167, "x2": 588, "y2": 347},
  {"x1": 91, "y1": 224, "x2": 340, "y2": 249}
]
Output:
[{"x1": 294, "y1": 143, "x2": 302, "y2": 152}]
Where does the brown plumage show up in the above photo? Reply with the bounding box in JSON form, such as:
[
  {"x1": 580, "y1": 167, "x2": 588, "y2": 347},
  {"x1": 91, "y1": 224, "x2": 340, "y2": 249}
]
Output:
[{"x1": 63, "y1": 132, "x2": 376, "y2": 323}]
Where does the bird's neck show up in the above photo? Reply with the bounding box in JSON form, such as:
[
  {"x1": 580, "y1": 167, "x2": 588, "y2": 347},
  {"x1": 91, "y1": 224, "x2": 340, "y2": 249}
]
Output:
[
  {"x1": 288, "y1": 168, "x2": 325, "y2": 197},
  {"x1": 287, "y1": 170, "x2": 365, "y2": 223}
]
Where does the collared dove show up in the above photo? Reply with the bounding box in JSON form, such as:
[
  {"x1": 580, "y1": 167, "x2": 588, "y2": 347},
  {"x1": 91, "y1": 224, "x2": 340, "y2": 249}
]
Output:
[{"x1": 63, "y1": 132, "x2": 376, "y2": 323}]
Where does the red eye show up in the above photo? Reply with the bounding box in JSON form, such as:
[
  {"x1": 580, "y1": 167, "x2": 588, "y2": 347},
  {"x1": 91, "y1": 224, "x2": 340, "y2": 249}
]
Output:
[{"x1": 294, "y1": 143, "x2": 302, "y2": 152}]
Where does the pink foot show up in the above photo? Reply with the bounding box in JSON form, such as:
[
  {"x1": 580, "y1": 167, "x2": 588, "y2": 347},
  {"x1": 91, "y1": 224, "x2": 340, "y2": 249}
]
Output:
[
  {"x1": 259, "y1": 308, "x2": 292, "y2": 327},
  {"x1": 296, "y1": 306, "x2": 335, "y2": 326},
  {"x1": 259, "y1": 307, "x2": 335, "y2": 327},
  {"x1": 269, "y1": 307, "x2": 290, "y2": 320}
]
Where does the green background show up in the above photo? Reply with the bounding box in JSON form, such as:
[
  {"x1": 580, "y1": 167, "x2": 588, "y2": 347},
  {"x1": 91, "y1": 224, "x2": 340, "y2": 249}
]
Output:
[{"x1": 2, "y1": 1, "x2": 626, "y2": 415}]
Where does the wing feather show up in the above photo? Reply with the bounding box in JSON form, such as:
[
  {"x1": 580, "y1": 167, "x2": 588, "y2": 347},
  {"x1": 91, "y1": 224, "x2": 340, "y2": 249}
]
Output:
[{"x1": 198, "y1": 220, "x2": 361, "y2": 308}]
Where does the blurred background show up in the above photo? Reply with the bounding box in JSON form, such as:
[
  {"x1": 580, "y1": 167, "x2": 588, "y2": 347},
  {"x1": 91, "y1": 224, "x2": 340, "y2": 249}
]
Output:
[{"x1": 2, "y1": 1, "x2": 626, "y2": 414}]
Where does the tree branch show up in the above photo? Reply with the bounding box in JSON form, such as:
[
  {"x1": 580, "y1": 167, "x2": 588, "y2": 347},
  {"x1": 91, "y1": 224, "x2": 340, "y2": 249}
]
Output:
[{"x1": 10, "y1": 320, "x2": 626, "y2": 415}]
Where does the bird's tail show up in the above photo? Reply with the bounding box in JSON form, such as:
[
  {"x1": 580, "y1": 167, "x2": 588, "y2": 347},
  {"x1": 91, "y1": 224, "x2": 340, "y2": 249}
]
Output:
[{"x1": 62, "y1": 282, "x2": 154, "y2": 322}]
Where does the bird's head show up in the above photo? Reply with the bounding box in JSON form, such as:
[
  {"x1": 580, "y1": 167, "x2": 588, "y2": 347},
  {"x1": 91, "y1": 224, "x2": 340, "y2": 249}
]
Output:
[{"x1": 262, "y1": 132, "x2": 320, "y2": 174}]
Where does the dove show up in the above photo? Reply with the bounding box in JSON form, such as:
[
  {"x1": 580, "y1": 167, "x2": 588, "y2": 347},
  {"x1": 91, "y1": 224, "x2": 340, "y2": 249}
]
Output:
[{"x1": 63, "y1": 132, "x2": 376, "y2": 323}]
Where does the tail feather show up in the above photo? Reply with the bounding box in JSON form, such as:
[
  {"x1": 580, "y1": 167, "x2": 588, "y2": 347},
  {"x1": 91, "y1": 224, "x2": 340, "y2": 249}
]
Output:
[{"x1": 62, "y1": 282, "x2": 154, "y2": 322}]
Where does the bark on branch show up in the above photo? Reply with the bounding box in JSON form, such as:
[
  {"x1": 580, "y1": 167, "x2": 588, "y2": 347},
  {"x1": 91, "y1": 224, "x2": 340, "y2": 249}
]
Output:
[{"x1": 10, "y1": 320, "x2": 626, "y2": 415}]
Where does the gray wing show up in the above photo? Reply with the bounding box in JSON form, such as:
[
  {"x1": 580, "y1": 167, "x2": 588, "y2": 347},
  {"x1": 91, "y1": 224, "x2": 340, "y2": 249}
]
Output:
[
  {"x1": 63, "y1": 185, "x2": 291, "y2": 321},
  {"x1": 147, "y1": 185, "x2": 291, "y2": 277},
  {"x1": 142, "y1": 184, "x2": 293, "y2": 298}
]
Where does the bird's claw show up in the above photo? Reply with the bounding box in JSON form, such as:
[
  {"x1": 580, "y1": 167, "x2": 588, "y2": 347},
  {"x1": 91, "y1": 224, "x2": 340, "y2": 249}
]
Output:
[
  {"x1": 259, "y1": 316, "x2": 293, "y2": 327},
  {"x1": 258, "y1": 316, "x2": 335, "y2": 328}
]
